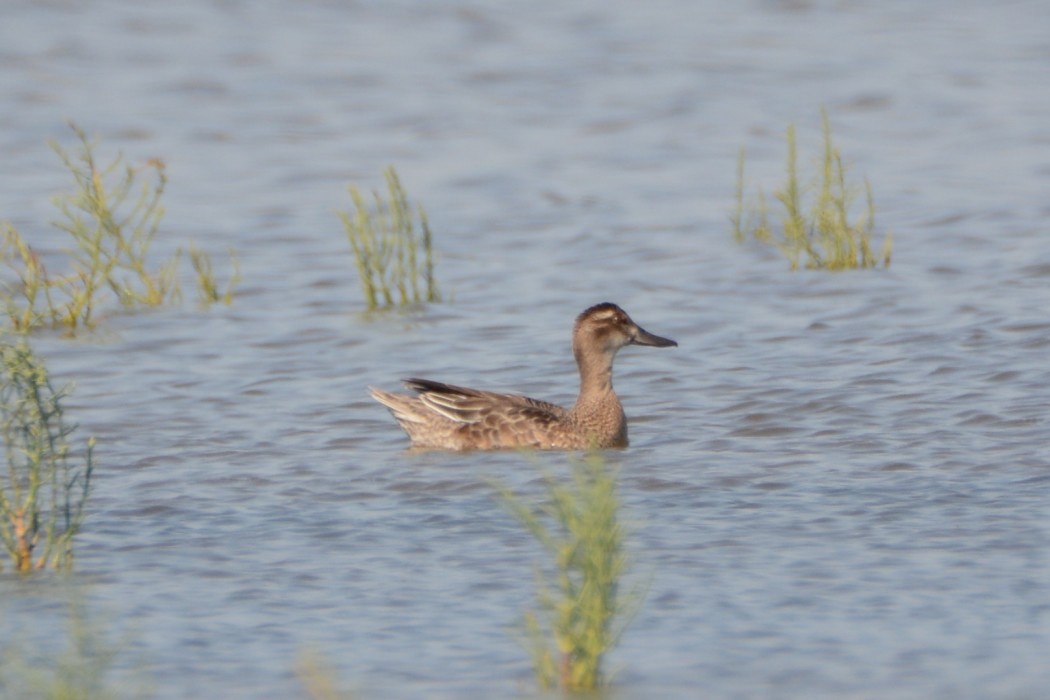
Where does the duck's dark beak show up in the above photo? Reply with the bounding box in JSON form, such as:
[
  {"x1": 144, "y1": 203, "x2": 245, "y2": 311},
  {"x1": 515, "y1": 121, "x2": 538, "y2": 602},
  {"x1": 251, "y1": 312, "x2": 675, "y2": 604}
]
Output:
[{"x1": 631, "y1": 324, "x2": 677, "y2": 348}]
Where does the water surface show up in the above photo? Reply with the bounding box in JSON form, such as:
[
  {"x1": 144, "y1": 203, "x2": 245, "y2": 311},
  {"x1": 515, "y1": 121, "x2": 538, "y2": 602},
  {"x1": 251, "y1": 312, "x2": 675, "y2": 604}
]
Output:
[{"x1": 1, "y1": 1, "x2": 1048, "y2": 698}]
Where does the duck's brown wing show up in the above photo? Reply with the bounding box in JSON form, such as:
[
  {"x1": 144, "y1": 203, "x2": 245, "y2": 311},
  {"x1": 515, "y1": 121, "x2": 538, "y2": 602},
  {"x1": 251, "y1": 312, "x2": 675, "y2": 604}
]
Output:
[{"x1": 402, "y1": 378, "x2": 568, "y2": 425}]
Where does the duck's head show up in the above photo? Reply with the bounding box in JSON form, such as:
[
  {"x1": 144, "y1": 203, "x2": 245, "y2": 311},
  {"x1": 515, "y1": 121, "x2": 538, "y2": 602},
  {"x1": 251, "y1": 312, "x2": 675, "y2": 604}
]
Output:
[{"x1": 572, "y1": 302, "x2": 677, "y2": 361}]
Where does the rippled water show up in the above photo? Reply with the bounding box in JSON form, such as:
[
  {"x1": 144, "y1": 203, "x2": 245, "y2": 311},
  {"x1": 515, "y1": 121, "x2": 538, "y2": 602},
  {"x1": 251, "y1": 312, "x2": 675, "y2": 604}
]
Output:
[{"x1": 1, "y1": 1, "x2": 1048, "y2": 698}]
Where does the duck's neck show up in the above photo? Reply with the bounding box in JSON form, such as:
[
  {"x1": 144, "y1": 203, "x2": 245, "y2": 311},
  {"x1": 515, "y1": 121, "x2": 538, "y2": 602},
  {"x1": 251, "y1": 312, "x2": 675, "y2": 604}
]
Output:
[
  {"x1": 570, "y1": 346, "x2": 627, "y2": 447},
  {"x1": 573, "y1": 347, "x2": 616, "y2": 404}
]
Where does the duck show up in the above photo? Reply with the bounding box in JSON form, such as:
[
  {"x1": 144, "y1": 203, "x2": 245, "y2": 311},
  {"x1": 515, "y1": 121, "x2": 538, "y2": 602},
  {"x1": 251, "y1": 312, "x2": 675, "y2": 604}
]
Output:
[{"x1": 369, "y1": 302, "x2": 677, "y2": 450}]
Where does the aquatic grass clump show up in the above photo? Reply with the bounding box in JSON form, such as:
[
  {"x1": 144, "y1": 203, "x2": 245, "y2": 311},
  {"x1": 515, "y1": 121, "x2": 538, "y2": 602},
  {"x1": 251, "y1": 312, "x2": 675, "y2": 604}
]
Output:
[
  {"x1": 0, "y1": 122, "x2": 239, "y2": 333},
  {"x1": 339, "y1": 166, "x2": 440, "y2": 310},
  {"x1": 495, "y1": 453, "x2": 638, "y2": 691},
  {"x1": 732, "y1": 109, "x2": 892, "y2": 270},
  {"x1": 0, "y1": 339, "x2": 93, "y2": 572}
]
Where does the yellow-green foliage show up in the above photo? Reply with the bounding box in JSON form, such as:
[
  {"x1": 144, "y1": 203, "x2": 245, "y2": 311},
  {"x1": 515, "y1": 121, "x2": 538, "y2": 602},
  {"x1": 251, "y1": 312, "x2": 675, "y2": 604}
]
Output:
[
  {"x1": 495, "y1": 454, "x2": 635, "y2": 691},
  {"x1": 0, "y1": 339, "x2": 93, "y2": 572},
  {"x1": 339, "y1": 166, "x2": 440, "y2": 310},
  {"x1": 189, "y1": 243, "x2": 240, "y2": 307},
  {"x1": 0, "y1": 123, "x2": 238, "y2": 334},
  {"x1": 733, "y1": 109, "x2": 892, "y2": 270}
]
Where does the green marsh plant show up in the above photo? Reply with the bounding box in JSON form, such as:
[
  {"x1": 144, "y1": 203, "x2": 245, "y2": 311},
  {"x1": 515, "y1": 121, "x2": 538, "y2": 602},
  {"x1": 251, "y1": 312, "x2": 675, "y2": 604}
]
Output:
[
  {"x1": 1, "y1": 122, "x2": 238, "y2": 334},
  {"x1": 0, "y1": 339, "x2": 93, "y2": 572},
  {"x1": 732, "y1": 109, "x2": 892, "y2": 270},
  {"x1": 188, "y1": 243, "x2": 240, "y2": 307},
  {"x1": 339, "y1": 167, "x2": 440, "y2": 310},
  {"x1": 495, "y1": 454, "x2": 638, "y2": 691}
]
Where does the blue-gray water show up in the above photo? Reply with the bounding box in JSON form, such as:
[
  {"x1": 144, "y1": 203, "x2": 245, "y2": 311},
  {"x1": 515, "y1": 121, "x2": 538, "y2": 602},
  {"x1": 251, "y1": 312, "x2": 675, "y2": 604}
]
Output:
[{"x1": 1, "y1": 1, "x2": 1048, "y2": 698}]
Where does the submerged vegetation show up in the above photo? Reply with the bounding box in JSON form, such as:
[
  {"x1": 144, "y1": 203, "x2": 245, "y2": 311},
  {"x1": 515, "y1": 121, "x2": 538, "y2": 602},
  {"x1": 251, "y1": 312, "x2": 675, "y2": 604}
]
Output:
[
  {"x1": 339, "y1": 166, "x2": 440, "y2": 310},
  {"x1": 732, "y1": 109, "x2": 892, "y2": 270},
  {"x1": 495, "y1": 454, "x2": 638, "y2": 691},
  {"x1": 0, "y1": 339, "x2": 93, "y2": 572},
  {"x1": 0, "y1": 123, "x2": 239, "y2": 334}
]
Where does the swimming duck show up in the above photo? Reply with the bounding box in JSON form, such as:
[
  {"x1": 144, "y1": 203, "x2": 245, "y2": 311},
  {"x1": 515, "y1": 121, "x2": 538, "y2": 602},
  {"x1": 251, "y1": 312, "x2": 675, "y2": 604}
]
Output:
[{"x1": 369, "y1": 302, "x2": 677, "y2": 450}]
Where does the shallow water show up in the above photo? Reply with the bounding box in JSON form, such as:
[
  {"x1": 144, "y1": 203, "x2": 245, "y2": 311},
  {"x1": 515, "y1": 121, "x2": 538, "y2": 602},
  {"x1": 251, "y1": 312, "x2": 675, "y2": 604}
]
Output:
[{"x1": 1, "y1": 1, "x2": 1048, "y2": 698}]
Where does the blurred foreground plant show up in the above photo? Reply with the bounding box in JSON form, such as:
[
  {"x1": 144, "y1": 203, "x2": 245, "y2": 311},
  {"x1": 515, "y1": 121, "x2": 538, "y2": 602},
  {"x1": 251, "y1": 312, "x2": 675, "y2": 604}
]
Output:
[
  {"x1": 1, "y1": 122, "x2": 239, "y2": 334},
  {"x1": 732, "y1": 108, "x2": 892, "y2": 270},
  {"x1": 494, "y1": 453, "x2": 639, "y2": 691},
  {"x1": 0, "y1": 338, "x2": 93, "y2": 572},
  {"x1": 295, "y1": 650, "x2": 356, "y2": 700},
  {"x1": 0, "y1": 595, "x2": 150, "y2": 698},
  {"x1": 339, "y1": 166, "x2": 440, "y2": 310}
]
